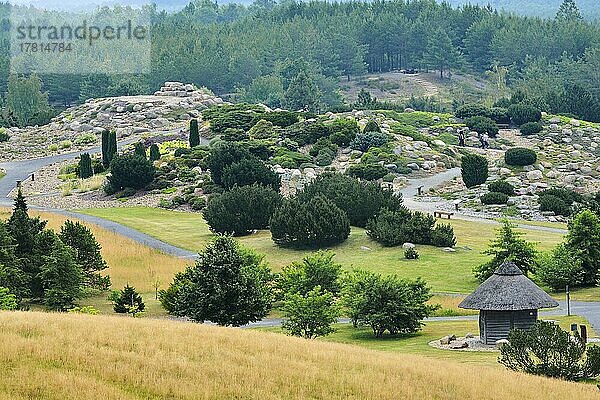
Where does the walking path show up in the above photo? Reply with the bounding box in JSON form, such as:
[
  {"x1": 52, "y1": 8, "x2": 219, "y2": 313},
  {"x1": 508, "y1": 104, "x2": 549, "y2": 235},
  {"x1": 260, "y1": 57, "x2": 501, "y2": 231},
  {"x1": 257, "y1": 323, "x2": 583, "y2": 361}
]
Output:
[
  {"x1": 400, "y1": 167, "x2": 567, "y2": 235},
  {"x1": 0, "y1": 148, "x2": 593, "y2": 329}
]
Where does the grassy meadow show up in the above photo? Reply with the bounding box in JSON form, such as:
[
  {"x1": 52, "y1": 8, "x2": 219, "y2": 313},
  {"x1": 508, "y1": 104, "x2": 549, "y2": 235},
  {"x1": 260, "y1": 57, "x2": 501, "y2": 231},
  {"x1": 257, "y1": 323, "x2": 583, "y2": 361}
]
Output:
[
  {"x1": 1, "y1": 311, "x2": 599, "y2": 400},
  {"x1": 81, "y1": 207, "x2": 565, "y2": 294},
  {"x1": 261, "y1": 315, "x2": 595, "y2": 366},
  {"x1": 0, "y1": 208, "x2": 189, "y2": 316}
]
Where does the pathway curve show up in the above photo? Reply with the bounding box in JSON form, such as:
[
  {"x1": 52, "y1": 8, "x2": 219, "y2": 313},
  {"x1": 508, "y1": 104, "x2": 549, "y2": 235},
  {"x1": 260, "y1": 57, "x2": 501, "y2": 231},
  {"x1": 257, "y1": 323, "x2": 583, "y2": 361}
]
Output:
[
  {"x1": 243, "y1": 300, "x2": 600, "y2": 332},
  {"x1": 0, "y1": 136, "x2": 201, "y2": 260},
  {"x1": 400, "y1": 167, "x2": 567, "y2": 235}
]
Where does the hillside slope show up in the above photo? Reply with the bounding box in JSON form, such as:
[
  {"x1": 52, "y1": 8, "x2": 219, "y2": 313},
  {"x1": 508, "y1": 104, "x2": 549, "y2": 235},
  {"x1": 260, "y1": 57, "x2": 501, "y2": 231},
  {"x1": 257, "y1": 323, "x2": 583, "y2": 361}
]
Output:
[{"x1": 0, "y1": 312, "x2": 597, "y2": 399}]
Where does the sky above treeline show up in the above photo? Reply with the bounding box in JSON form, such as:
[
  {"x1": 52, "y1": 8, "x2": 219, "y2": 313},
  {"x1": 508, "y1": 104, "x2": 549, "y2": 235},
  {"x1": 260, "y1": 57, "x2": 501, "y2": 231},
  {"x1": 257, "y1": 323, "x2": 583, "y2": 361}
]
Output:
[{"x1": 6, "y1": 0, "x2": 598, "y2": 19}]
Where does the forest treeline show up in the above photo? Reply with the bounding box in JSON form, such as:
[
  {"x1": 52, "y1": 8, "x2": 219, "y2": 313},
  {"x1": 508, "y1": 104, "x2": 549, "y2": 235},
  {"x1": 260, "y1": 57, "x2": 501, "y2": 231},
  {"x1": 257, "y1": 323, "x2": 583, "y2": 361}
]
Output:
[{"x1": 0, "y1": 0, "x2": 599, "y2": 124}]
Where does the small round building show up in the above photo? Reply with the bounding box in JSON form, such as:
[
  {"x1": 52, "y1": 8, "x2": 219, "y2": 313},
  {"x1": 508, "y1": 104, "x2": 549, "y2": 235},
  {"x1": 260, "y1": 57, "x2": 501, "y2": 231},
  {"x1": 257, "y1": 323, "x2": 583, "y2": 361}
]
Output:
[{"x1": 459, "y1": 261, "x2": 559, "y2": 345}]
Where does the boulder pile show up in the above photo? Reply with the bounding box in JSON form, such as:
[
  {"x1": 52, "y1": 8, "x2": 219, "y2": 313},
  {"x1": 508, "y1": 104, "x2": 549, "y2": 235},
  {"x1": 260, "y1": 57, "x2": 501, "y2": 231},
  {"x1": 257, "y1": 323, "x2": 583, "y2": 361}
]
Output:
[{"x1": 0, "y1": 83, "x2": 225, "y2": 162}]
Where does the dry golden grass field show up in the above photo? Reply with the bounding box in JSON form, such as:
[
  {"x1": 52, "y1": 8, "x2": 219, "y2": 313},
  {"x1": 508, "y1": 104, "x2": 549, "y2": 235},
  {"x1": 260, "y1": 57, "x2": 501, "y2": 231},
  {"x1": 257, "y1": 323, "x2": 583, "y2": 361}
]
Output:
[{"x1": 0, "y1": 311, "x2": 598, "y2": 400}]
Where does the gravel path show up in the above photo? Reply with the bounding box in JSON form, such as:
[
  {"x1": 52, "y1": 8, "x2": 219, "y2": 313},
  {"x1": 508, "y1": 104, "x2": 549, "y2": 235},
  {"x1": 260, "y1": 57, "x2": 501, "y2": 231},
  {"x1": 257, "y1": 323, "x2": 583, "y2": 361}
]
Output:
[{"x1": 400, "y1": 167, "x2": 567, "y2": 235}]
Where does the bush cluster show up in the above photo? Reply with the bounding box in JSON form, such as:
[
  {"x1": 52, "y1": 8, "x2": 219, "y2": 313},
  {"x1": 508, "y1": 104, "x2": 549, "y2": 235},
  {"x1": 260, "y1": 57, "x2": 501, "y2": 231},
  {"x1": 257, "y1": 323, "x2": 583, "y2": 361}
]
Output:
[
  {"x1": 461, "y1": 153, "x2": 488, "y2": 188},
  {"x1": 366, "y1": 209, "x2": 455, "y2": 248},
  {"x1": 520, "y1": 122, "x2": 543, "y2": 136},
  {"x1": 488, "y1": 180, "x2": 515, "y2": 196},
  {"x1": 270, "y1": 196, "x2": 350, "y2": 248},
  {"x1": 464, "y1": 116, "x2": 499, "y2": 137},
  {"x1": 504, "y1": 147, "x2": 537, "y2": 166},
  {"x1": 508, "y1": 103, "x2": 542, "y2": 126},
  {"x1": 107, "y1": 154, "x2": 155, "y2": 191},
  {"x1": 204, "y1": 185, "x2": 282, "y2": 236},
  {"x1": 481, "y1": 192, "x2": 509, "y2": 205}
]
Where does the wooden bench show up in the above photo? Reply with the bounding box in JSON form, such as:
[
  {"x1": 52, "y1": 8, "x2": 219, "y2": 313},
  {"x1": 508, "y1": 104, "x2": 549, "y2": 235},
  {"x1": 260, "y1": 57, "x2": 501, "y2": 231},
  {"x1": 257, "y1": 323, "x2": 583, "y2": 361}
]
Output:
[{"x1": 434, "y1": 211, "x2": 454, "y2": 219}]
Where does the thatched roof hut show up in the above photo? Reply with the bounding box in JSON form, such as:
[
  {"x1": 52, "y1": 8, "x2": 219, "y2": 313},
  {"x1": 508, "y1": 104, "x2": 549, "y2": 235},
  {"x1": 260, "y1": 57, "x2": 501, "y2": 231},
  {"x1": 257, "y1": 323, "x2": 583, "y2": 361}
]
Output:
[{"x1": 459, "y1": 261, "x2": 558, "y2": 345}]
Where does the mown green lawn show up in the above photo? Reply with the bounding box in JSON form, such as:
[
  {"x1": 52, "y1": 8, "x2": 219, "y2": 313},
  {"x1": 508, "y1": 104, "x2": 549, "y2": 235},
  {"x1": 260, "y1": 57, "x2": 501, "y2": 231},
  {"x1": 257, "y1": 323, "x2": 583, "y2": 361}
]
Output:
[
  {"x1": 259, "y1": 315, "x2": 595, "y2": 367},
  {"x1": 80, "y1": 207, "x2": 565, "y2": 294}
]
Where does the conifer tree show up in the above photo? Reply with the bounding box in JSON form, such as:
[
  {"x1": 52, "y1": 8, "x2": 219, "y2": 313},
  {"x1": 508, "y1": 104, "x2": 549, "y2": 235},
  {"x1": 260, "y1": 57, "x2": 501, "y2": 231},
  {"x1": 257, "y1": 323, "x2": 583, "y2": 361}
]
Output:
[
  {"x1": 134, "y1": 142, "x2": 147, "y2": 159},
  {"x1": 78, "y1": 153, "x2": 93, "y2": 179},
  {"x1": 189, "y1": 119, "x2": 200, "y2": 148},
  {"x1": 149, "y1": 144, "x2": 161, "y2": 162}
]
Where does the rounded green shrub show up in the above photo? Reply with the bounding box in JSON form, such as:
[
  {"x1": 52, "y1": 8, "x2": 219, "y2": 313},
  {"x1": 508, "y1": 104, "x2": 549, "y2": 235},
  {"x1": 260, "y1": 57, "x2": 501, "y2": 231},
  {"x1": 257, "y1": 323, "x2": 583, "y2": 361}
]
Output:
[
  {"x1": 108, "y1": 154, "x2": 155, "y2": 190},
  {"x1": 508, "y1": 104, "x2": 542, "y2": 125},
  {"x1": 363, "y1": 120, "x2": 381, "y2": 133},
  {"x1": 480, "y1": 192, "x2": 509, "y2": 205},
  {"x1": 204, "y1": 185, "x2": 282, "y2": 235},
  {"x1": 431, "y1": 223, "x2": 457, "y2": 247},
  {"x1": 505, "y1": 148, "x2": 537, "y2": 166},
  {"x1": 465, "y1": 116, "x2": 499, "y2": 137},
  {"x1": 404, "y1": 247, "x2": 419, "y2": 260},
  {"x1": 520, "y1": 122, "x2": 543, "y2": 136},
  {"x1": 488, "y1": 180, "x2": 515, "y2": 196},
  {"x1": 539, "y1": 194, "x2": 571, "y2": 216},
  {"x1": 346, "y1": 163, "x2": 388, "y2": 181},
  {"x1": 455, "y1": 104, "x2": 489, "y2": 119},
  {"x1": 270, "y1": 195, "x2": 350, "y2": 248}
]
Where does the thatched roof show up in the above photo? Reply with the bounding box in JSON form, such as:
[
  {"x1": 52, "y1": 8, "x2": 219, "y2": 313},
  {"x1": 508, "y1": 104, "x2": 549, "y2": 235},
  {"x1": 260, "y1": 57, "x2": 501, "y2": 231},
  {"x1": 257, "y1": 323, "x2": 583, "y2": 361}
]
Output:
[{"x1": 459, "y1": 262, "x2": 559, "y2": 311}]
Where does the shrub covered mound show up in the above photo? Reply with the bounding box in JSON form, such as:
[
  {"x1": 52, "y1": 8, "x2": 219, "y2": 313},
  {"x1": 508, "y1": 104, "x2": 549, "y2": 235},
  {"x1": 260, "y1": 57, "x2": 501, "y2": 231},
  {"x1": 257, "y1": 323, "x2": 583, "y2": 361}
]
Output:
[
  {"x1": 504, "y1": 148, "x2": 537, "y2": 166},
  {"x1": 204, "y1": 185, "x2": 282, "y2": 236},
  {"x1": 270, "y1": 195, "x2": 350, "y2": 248},
  {"x1": 480, "y1": 192, "x2": 509, "y2": 205},
  {"x1": 298, "y1": 173, "x2": 405, "y2": 228},
  {"x1": 488, "y1": 180, "x2": 515, "y2": 196}
]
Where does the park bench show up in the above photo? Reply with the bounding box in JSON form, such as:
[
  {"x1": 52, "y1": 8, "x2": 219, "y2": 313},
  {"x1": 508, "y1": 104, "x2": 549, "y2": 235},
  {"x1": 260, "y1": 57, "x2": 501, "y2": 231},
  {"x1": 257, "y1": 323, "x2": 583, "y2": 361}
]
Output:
[{"x1": 434, "y1": 210, "x2": 454, "y2": 219}]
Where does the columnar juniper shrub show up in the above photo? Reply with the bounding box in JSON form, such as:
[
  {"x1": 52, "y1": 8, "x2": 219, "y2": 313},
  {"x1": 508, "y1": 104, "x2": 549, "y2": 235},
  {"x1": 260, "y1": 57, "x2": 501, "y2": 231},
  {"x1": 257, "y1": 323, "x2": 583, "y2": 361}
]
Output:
[
  {"x1": 189, "y1": 118, "x2": 200, "y2": 147},
  {"x1": 461, "y1": 153, "x2": 488, "y2": 188},
  {"x1": 78, "y1": 153, "x2": 93, "y2": 179}
]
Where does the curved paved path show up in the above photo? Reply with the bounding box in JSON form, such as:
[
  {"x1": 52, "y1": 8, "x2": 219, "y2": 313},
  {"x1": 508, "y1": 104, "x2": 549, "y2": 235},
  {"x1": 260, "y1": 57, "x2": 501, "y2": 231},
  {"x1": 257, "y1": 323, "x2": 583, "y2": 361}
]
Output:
[
  {"x1": 1, "y1": 145, "x2": 595, "y2": 329},
  {"x1": 400, "y1": 167, "x2": 567, "y2": 235},
  {"x1": 0, "y1": 137, "x2": 200, "y2": 260}
]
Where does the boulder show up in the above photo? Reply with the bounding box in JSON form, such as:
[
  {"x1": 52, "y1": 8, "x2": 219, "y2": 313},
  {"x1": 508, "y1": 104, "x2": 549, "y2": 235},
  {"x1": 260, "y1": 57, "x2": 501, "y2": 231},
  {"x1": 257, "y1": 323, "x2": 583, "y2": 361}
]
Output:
[
  {"x1": 526, "y1": 170, "x2": 543, "y2": 181},
  {"x1": 449, "y1": 341, "x2": 468, "y2": 349}
]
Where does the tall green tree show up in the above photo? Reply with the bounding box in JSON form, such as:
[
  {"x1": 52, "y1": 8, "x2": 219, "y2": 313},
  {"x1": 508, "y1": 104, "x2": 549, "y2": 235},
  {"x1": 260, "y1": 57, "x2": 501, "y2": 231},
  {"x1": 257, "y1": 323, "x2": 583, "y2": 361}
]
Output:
[
  {"x1": 423, "y1": 29, "x2": 464, "y2": 79},
  {"x1": 556, "y1": 0, "x2": 583, "y2": 22},
  {"x1": 566, "y1": 210, "x2": 600, "y2": 285},
  {"x1": 3, "y1": 74, "x2": 53, "y2": 127},
  {"x1": 474, "y1": 220, "x2": 538, "y2": 282},
  {"x1": 283, "y1": 71, "x2": 322, "y2": 112},
  {"x1": 59, "y1": 221, "x2": 110, "y2": 290},
  {"x1": 282, "y1": 287, "x2": 339, "y2": 339},
  {"x1": 159, "y1": 236, "x2": 273, "y2": 326}
]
